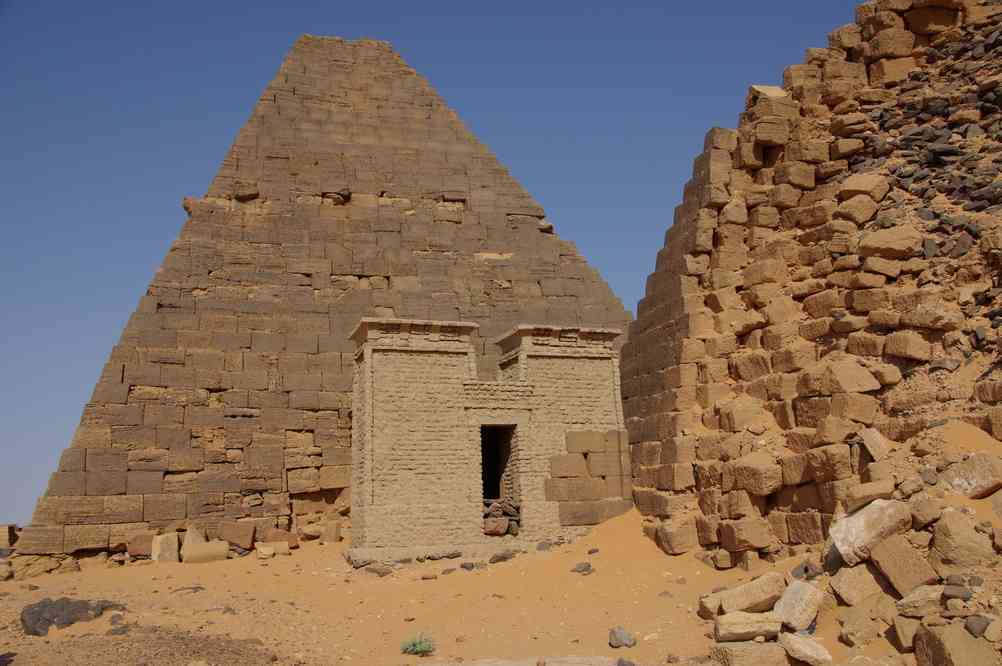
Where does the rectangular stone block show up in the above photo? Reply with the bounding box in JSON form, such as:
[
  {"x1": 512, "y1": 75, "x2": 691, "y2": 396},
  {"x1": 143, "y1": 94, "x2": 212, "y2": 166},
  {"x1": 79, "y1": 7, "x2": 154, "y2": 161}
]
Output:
[
  {"x1": 219, "y1": 520, "x2": 256, "y2": 549},
  {"x1": 143, "y1": 494, "x2": 187, "y2": 521},
  {"x1": 655, "y1": 463, "x2": 696, "y2": 491},
  {"x1": 127, "y1": 471, "x2": 164, "y2": 495},
  {"x1": 187, "y1": 492, "x2": 224, "y2": 518},
  {"x1": 86, "y1": 471, "x2": 127, "y2": 496},
  {"x1": 46, "y1": 472, "x2": 86, "y2": 497},
  {"x1": 168, "y1": 447, "x2": 205, "y2": 472},
  {"x1": 604, "y1": 429, "x2": 627, "y2": 452},
  {"x1": 587, "y1": 451, "x2": 628, "y2": 477},
  {"x1": 550, "y1": 453, "x2": 588, "y2": 478},
  {"x1": 661, "y1": 437, "x2": 697, "y2": 463},
  {"x1": 128, "y1": 448, "x2": 169, "y2": 471},
  {"x1": 786, "y1": 512, "x2": 825, "y2": 544},
  {"x1": 64, "y1": 524, "x2": 110, "y2": 553},
  {"x1": 103, "y1": 495, "x2": 144, "y2": 523},
  {"x1": 545, "y1": 477, "x2": 606, "y2": 502},
  {"x1": 288, "y1": 467, "x2": 319, "y2": 493},
  {"x1": 870, "y1": 534, "x2": 938, "y2": 596},
  {"x1": 16, "y1": 526, "x2": 64, "y2": 554},
  {"x1": 318, "y1": 465, "x2": 350, "y2": 489},
  {"x1": 109, "y1": 522, "x2": 151, "y2": 551},
  {"x1": 720, "y1": 518, "x2": 774, "y2": 552},
  {"x1": 86, "y1": 448, "x2": 128, "y2": 472},
  {"x1": 709, "y1": 642, "x2": 789, "y2": 666},
  {"x1": 321, "y1": 447, "x2": 351, "y2": 466},
  {"x1": 565, "y1": 431, "x2": 605, "y2": 454},
  {"x1": 603, "y1": 475, "x2": 627, "y2": 498},
  {"x1": 58, "y1": 448, "x2": 85, "y2": 472},
  {"x1": 558, "y1": 501, "x2": 605, "y2": 526}
]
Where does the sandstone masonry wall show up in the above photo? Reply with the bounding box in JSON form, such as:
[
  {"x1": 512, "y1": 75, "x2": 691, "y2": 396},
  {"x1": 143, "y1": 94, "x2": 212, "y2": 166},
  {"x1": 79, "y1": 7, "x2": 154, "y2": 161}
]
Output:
[
  {"x1": 621, "y1": 0, "x2": 1002, "y2": 567},
  {"x1": 349, "y1": 319, "x2": 629, "y2": 558}
]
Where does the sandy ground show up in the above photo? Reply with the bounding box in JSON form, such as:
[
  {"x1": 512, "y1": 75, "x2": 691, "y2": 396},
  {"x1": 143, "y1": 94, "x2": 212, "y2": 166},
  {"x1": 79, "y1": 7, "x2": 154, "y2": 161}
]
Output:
[
  {"x1": 1, "y1": 510, "x2": 800, "y2": 666},
  {"x1": 5, "y1": 419, "x2": 1002, "y2": 665}
]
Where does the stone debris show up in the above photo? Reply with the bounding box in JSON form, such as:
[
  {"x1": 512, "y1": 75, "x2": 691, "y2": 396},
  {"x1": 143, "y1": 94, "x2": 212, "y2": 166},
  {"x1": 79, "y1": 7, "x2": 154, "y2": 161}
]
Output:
[
  {"x1": 830, "y1": 563, "x2": 888, "y2": 606},
  {"x1": 607, "y1": 626, "x2": 636, "y2": 649},
  {"x1": 939, "y1": 453, "x2": 1002, "y2": 498},
  {"x1": 778, "y1": 632, "x2": 832, "y2": 666},
  {"x1": 869, "y1": 533, "x2": 938, "y2": 596},
  {"x1": 830, "y1": 500, "x2": 911, "y2": 566},
  {"x1": 708, "y1": 642, "x2": 789, "y2": 666},
  {"x1": 150, "y1": 533, "x2": 179, "y2": 563},
  {"x1": 929, "y1": 509, "x2": 995, "y2": 575},
  {"x1": 181, "y1": 540, "x2": 230, "y2": 564},
  {"x1": 913, "y1": 623, "x2": 1002, "y2": 666},
  {"x1": 773, "y1": 580, "x2": 823, "y2": 631},
  {"x1": 716, "y1": 571, "x2": 785, "y2": 613},
  {"x1": 714, "y1": 611, "x2": 781, "y2": 642},
  {"x1": 897, "y1": 585, "x2": 946, "y2": 618}
]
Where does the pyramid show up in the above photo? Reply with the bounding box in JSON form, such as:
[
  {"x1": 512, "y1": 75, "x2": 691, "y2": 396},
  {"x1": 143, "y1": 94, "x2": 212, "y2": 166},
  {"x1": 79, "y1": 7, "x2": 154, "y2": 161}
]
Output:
[{"x1": 22, "y1": 36, "x2": 629, "y2": 555}]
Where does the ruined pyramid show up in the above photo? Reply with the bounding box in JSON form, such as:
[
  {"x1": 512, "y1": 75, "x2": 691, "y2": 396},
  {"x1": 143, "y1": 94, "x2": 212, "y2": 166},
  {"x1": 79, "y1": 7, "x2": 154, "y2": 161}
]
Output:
[
  {"x1": 21, "y1": 36, "x2": 630, "y2": 554},
  {"x1": 619, "y1": 0, "x2": 1002, "y2": 563}
]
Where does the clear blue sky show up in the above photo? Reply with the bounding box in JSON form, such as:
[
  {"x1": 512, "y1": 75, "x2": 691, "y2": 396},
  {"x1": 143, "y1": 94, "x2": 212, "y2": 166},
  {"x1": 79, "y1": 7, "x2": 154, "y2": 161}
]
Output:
[{"x1": 0, "y1": 1, "x2": 858, "y2": 524}]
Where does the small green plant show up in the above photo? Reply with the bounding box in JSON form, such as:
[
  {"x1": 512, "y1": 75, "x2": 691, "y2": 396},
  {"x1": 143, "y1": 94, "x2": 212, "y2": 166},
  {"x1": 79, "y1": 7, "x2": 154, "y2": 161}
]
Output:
[{"x1": 401, "y1": 633, "x2": 435, "y2": 657}]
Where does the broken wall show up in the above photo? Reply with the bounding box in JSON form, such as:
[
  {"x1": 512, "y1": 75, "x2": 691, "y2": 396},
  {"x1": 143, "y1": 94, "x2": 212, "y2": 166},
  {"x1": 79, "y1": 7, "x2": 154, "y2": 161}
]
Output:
[{"x1": 620, "y1": 0, "x2": 1002, "y2": 566}]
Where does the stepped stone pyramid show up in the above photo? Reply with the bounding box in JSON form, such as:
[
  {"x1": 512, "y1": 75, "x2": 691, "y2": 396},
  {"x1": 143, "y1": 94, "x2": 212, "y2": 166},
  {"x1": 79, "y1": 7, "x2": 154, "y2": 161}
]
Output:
[{"x1": 21, "y1": 36, "x2": 629, "y2": 554}]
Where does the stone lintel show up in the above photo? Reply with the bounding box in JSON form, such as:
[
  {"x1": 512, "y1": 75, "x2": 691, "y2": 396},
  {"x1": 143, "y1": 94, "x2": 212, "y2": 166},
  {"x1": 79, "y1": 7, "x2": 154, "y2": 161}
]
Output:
[
  {"x1": 494, "y1": 324, "x2": 622, "y2": 354},
  {"x1": 348, "y1": 318, "x2": 480, "y2": 346}
]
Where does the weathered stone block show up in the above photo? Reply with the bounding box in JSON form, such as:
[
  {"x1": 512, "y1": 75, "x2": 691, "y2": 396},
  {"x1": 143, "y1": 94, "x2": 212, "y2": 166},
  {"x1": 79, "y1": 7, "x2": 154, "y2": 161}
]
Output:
[
  {"x1": 805, "y1": 444, "x2": 852, "y2": 482},
  {"x1": 831, "y1": 562, "x2": 888, "y2": 606},
  {"x1": 830, "y1": 499, "x2": 911, "y2": 565},
  {"x1": 318, "y1": 465, "x2": 350, "y2": 490},
  {"x1": 728, "y1": 452, "x2": 782, "y2": 496},
  {"x1": 709, "y1": 642, "x2": 789, "y2": 666},
  {"x1": 870, "y1": 533, "x2": 939, "y2": 596},
  {"x1": 913, "y1": 623, "x2": 999, "y2": 666},
  {"x1": 715, "y1": 611, "x2": 781, "y2": 642},
  {"x1": 717, "y1": 571, "x2": 786, "y2": 613},
  {"x1": 550, "y1": 453, "x2": 588, "y2": 478},
  {"x1": 85, "y1": 471, "x2": 127, "y2": 496},
  {"x1": 787, "y1": 512, "x2": 825, "y2": 545},
  {"x1": 655, "y1": 518, "x2": 698, "y2": 555},
  {"x1": 16, "y1": 526, "x2": 64, "y2": 555},
  {"x1": 64, "y1": 525, "x2": 110, "y2": 553},
  {"x1": 85, "y1": 448, "x2": 128, "y2": 472},
  {"x1": 219, "y1": 520, "x2": 255, "y2": 550},
  {"x1": 774, "y1": 580, "x2": 823, "y2": 631},
  {"x1": 144, "y1": 494, "x2": 187, "y2": 522},
  {"x1": 720, "y1": 518, "x2": 773, "y2": 552},
  {"x1": 939, "y1": 452, "x2": 1002, "y2": 498}
]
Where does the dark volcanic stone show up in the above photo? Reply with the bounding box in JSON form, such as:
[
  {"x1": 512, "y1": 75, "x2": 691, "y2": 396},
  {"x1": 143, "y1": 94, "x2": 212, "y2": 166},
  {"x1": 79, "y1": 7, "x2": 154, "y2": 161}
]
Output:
[{"x1": 21, "y1": 597, "x2": 125, "y2": 637}]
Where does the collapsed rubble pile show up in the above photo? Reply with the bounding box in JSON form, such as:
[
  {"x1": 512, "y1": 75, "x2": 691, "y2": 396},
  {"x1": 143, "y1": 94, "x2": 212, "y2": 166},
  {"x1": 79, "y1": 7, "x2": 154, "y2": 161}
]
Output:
[
  {"x1": 692, "y1": 444, "x2": 1002, "y2": 665},
  {"x1": 483, "y1": 499, "x2": 522, "y2": 536},
  {"x1": 622, "y1": 0, "x2": 1002, "y2": 573}
]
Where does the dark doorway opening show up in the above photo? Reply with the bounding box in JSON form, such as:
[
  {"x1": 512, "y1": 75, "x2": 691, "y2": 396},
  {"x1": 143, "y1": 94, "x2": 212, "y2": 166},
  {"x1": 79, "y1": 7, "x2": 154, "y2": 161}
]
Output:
[{"x1": 480, "y1": 425, "x2": 514, "y2": 501}]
